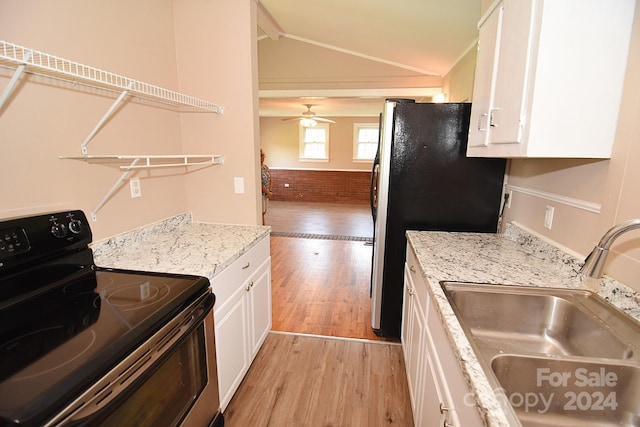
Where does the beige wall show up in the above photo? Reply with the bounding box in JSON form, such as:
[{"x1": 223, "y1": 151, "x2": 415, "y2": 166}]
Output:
[
  {"x1": 442, "y1": 45, "x2": 477, "y2": 102},
  {"x1": 258, "y1": 37, "x2": 443, "y2": 91},
  {"x1": 260, "y1": 116, "x2": 378, "y2": 170},
  {"x1": 0, "y1": 0, "x2": 260, "y2": 241},
  {"x1": 468, "y1": 1, "x2": 640, "y2": 290},
  {"x1": 173, "y1": 0, "x2": 261, "y2": 226}
]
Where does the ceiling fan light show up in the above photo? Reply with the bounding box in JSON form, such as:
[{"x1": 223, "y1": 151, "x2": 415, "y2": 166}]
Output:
[
  {"x1": 301, "y1": 118, "x2": 317, "y2": 127},
  {"x1": 433, "y1": 93, "x2": 446, "y2": 103}
]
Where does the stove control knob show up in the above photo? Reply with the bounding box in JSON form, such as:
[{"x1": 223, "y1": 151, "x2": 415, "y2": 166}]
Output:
[
  {"x1": 51, "y1": 223, "x2": 68, "y2": 239},
  {"x1": 69, "y1": 219, "x2": 83, "y2": 234}
]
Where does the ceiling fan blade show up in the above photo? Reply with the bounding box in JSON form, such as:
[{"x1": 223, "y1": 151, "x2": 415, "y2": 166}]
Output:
[
  {"x1": 280, "y1": 104, "x2": 335, "y2": 124},
  {"x1": 280, "y1": 116, "x2": 335, "y2": 124},
  {"x1": 313, "y1": 117, "x2": 336, "y2": 123}
]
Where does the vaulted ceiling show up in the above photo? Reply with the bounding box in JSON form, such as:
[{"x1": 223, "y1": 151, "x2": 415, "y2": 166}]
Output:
[{"x1": 257, "y1": 0, "x2": 481, "y2": 117}]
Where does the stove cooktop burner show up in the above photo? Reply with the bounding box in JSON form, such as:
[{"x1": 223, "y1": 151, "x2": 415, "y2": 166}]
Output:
[
  {"x1": 0, "y1": 210, "x2": 212, "y2": 427},
  {"x1": 10, "y1": 331, "x2": 97, "y2": 382},
  {"x1": 0, "y1": 266, "x2": 210, "y2": 427},
  {"x1": 103, "y1": 280, "x2": 170, "y2": 310}
]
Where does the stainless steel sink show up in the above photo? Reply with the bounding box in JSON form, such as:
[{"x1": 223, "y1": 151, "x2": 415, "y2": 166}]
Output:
[
  {"x1": 440, "y1": 282, "x2": 640, "y2": 426},
  {"x1": 491, "y1": 355, "x2": 640, "y2": 426},
  {"x1": 443, "y1": 283, "x2": 635, "y2": 360}
]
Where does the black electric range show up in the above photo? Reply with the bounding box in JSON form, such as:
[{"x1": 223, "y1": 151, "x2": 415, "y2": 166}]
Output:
[{"x1": 0, "y1": 211, "x2": 212, "y2": 427}]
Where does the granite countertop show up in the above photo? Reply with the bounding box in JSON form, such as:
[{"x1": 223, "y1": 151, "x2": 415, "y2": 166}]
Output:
[
  {"x1": 406, "y1": 223, "x2": 640, "y2": 427},
  {"x1": 91, "y1": 213, "x2": 270, "y2": 281}
]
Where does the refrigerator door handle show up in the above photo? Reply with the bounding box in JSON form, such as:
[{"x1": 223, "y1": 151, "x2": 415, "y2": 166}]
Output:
[
  {"x1": 370, "y1": 163, "x2": 379, "y2": 219},
  {"x1": 370, "y1": 112, "x2": 383, "y2": 221}
]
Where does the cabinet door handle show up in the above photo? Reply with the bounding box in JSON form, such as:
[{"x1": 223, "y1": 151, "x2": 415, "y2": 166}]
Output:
[
  {"x1": 409, "y1": 265, "x2": 416, "y2": 273},
  {"x1": 245, "y1": 281, "x2": 254, "y2": 292},
  {"x1": 477, "y1": 113, "x2": 487, "y2": 131},
  {"x1": 440, "y1": 402, "x2": 453, "y2": 427},
  {"x1": 489, "y1": 108, "x2": 498, "y2": 128},
  {"x1": 242, "y1": 262, "x2": 250, "y2": 270}
]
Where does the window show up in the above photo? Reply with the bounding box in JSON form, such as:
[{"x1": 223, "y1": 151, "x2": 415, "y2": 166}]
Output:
[
  {"x1": 353, "y1": 123, "x2": 379, "y2": 161},
  {"x1": 299, "y1": 124, "x2": 329, "y2": 161}
]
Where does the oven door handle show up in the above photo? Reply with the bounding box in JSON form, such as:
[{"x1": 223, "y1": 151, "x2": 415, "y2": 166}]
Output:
[{"x1": 45, "y1": 292, "x2": 214, "y2": 426}]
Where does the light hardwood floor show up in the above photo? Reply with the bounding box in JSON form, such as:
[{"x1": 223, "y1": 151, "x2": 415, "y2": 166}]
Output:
[
  {"x1": 224, "y1": 332, "x2": 413, "y2": 427},
  {"x1": 265, "y1": 201, "x2": 391, "y2": 342},
  {"x1": 270, "y1": 236, "x2": 387, "y2": 341},
  {"x1": 223, "y1": 202, "x2": 411, "y2": 426},
  {"x1": 265, "y1": 201, "x2": 373, "y2": 239}
]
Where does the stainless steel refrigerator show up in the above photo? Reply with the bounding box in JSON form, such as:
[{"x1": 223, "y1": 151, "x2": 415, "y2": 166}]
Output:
[{"x1": 370, "y1": 100, "x2": 506, "y2": 338}]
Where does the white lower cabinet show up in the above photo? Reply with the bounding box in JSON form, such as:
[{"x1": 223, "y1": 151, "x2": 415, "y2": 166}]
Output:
[
  {"x1": 210, "y1": 236, "x2": 272, "y2": 411},
  {"x1": 402, "y1": 262, "x2": 426, "y2": 420},
  {"x1": 214, "y1": 288, "x2": 249, "y2": 411},
  {"x1": 247, "y1": 256, "x2": 272, "y2": 357},
  {"x1": 402, "y1": 246, "x2": 482, "y2": 427},
  {"x1": 420, "y1": 350, "x2": 458, "y2": 427}
]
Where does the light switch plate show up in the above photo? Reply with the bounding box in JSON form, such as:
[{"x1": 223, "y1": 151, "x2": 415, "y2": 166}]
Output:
[
  {"x1": 544, "y1": 205, "x2": 554, "y2": 229},
  {"x1": 234, "y1": 177, "x2": 245, "y2": 194}
]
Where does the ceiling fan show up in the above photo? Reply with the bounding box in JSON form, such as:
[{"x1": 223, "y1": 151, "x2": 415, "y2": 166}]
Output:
[{"x1": 282, "y1": 104, "x2": 335, "y2": 127}]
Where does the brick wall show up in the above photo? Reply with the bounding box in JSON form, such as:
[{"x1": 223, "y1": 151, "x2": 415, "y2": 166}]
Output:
[{"x1": 269, "y1": 169, "x2": 372, "y2": 204}]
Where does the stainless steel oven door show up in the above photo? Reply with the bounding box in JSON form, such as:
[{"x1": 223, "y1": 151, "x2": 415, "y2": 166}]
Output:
[
  {"x1": 46, "y1": 292, "x2": 222, "y2": 427},
  {"x1": 180, "y1": 305, "x2": 222, "y2": 427}
]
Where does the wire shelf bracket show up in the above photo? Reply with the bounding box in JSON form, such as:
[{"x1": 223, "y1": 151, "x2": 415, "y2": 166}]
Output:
[
  {"x1": 90, "y1": 157, "x2": 140, "y2": 222},
  {"x1": 60, "y1": 155, "x2": 225, "y2": 221},
  {"x1": 0, "y1": 51, "x2": 31, "y2": 110},
  {"x1": 81, "y1": 81, "x2": 134, "y2": 155}
]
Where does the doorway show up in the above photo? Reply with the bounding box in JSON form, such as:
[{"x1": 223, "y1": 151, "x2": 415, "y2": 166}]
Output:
[{"x1": 265, "y1": 201, "x2": 393, "y2": 342}]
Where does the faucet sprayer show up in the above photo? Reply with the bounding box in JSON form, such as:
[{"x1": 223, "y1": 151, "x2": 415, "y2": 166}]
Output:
[{"x1": 580, "y1": 218, "x2": 640, "y2": 279}]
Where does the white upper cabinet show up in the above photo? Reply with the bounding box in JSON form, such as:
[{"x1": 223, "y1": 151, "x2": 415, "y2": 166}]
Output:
[
  {"x1": 467, "y1": 4, "x2": 502, "y2": 149},
  {"x1": 467, "y1": 0, "x2": 636, "y2": 158}
]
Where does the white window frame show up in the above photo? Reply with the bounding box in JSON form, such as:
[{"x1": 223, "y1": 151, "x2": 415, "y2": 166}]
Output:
[
  {"x1": 299, "y1": 123, "x2": 330, "y2": 162},
  {"x1": 353, "y1": 123, "x2": 379, "y2": 162}
]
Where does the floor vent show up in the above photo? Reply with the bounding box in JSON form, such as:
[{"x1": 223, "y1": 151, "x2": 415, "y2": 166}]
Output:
[{"x1": 271, "y1": 231, "x2": 372, "y2": 243}]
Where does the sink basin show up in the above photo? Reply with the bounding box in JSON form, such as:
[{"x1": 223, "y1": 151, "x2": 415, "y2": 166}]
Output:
[
  {"x1": 442, "y1": 282, "x2": 637, "y2": 360},
  {"x1": 440, "y1": 282, "x2": 640, "y2": 426},
  {"x1": 491, "y1": 355, "x2": 640, "y2": 426}
]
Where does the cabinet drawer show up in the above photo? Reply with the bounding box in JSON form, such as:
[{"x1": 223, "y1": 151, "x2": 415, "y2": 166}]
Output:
[
  {"x1": 210, "y1": 235, "x2": 270, "y2": 310},
  {"x1": 405, "y1": 247, "x2": 428, "y2": 312}
]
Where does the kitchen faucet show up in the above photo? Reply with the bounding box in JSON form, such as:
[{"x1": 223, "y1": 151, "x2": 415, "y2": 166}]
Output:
[{"x1": 580, "y1": 218, "x2": 640, "y2": 279}]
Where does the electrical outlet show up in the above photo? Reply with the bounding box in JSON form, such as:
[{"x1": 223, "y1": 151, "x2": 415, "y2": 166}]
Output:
[
  {"x1": 130, "y1": 178, "x2": 141, "y2": 198},
  {"x1": 544, "y1": 205, "x2": 554, "y2": 229},
  {"x1": 506, "y1": 190, "x2": 513, "y2": 209}
]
